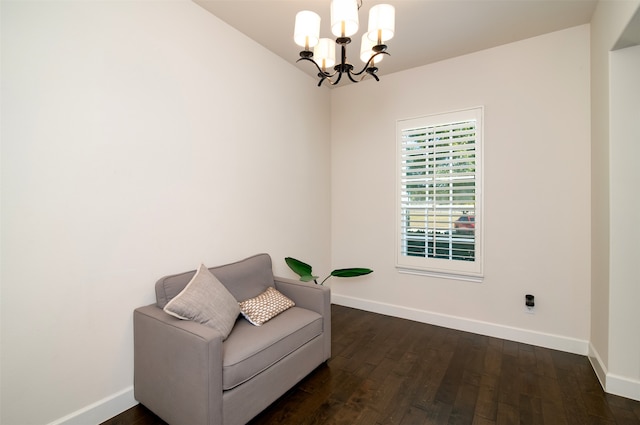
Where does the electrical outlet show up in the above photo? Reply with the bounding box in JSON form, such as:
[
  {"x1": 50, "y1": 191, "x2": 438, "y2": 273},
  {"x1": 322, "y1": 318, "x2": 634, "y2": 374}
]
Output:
[{"x1": 525, "y1": 294, "x2": 535, "y2": 314}]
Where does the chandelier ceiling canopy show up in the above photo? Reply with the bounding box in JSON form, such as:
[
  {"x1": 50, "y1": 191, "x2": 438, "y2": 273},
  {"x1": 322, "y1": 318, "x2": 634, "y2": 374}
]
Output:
[{"x1": 294, "y1": 0, "x2": 395, "y2": 87}]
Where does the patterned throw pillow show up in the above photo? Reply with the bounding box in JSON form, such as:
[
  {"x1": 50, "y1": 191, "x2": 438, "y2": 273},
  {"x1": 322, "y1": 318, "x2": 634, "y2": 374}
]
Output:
[{"x1": 239, "y1": 287, "x2": 295, "y2": 326}]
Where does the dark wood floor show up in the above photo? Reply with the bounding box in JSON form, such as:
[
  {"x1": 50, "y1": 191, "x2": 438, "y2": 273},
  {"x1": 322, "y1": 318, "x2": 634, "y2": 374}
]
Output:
[{"x1": 103, "y1": 305, "x2": 640, "y2": 425}]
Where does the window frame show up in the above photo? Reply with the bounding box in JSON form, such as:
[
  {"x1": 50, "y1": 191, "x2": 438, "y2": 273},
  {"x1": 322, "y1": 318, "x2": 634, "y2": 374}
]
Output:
[{"x1": 396, "y1": 107, "x2": 484, "y2": 281}]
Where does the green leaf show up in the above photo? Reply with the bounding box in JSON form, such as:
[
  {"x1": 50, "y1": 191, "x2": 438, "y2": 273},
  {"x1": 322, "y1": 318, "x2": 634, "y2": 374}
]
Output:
[
  {"x1": 299, "y1": 274, "x2": 318, "y2": 282},
  {"x1": 285, "y1": 257, "x2": 318, "y2": 282},
  {"x1": 330, "y1": 268, "x2": 374, "y2": 278}
]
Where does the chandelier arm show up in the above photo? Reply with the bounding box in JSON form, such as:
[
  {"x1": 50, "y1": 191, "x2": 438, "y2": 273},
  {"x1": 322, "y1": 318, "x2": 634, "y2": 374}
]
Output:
[
  {"x1": 367, "y1": 71, "x2": 381, "y2": 82},
  {"x1": 297, "y1": 57, "x2": 331, "y2": 77},
  {"x1": 350, "y1": 67, "x2": 380, "y2": 83},
  {"x1": 320, "y1": 71, "x2": 351, "y2": 86},
  {"x1": 297, "y1": 56, "x2": 342, "y2": 87},
  {"x1": 330, "y1": 71, "x2": 344, "y2": 85},
  {"x1": 351, "y1": 51, "x2": 390, "y2": 76}
]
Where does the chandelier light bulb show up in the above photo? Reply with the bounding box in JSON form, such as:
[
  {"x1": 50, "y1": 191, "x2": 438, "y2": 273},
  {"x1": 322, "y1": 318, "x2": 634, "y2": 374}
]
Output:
[
  {"x1": 331, "y1": 0, "x2": 359, "y2": 37},
  {"x1": 314, "y1": 38, "x2": 336, "y2": 70},
  {"x1": 360, "y1": 33, "x2": 383, "y2": 64},
  {"x1": 367, "y1": 4, "x2": 395, "y2": 44},
  {"x1": 294, "y1": 10, "x2": 321, "y2": 49}
]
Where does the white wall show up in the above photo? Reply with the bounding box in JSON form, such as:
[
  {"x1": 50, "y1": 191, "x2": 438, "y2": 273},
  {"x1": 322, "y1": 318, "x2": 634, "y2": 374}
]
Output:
[
  {"x1": 609, "y1": 43, "x2": 640, "y2": 399},
  {"x1": 330, "y1": 25, "x2": 591, "y2": 353},
  {"x1": 0, "y1": 1, "x2": 331, "y2": 424}
]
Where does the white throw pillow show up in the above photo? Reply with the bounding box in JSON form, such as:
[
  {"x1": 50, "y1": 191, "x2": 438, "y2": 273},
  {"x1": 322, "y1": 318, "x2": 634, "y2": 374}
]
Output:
[{"x1": 164, "y1": 264, "x2": 240, "y2": 339}]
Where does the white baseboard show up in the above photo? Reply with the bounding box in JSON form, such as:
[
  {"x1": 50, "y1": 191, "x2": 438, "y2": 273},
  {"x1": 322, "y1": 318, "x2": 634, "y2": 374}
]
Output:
[
  {"x1": 589, "y1": 343, "x2": 608, "y2": 389},
  {"x1": 608, "y1": 373, "x2": 640, "y2": 401},
  {"x1": 589, "y1": 343, "x2": 640, "y2": 401},
  {"x1": 332, "y1": 294, "x2": 589, "y2": 355},
  {"x1": 47, "y1": 386, "x2": 136, "y2": 425}
]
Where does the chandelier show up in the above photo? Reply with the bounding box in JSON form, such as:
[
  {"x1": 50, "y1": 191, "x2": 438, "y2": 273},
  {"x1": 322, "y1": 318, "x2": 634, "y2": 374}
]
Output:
[{"x1": 294, "y1": 0, "x2": 395, "y2": 87}]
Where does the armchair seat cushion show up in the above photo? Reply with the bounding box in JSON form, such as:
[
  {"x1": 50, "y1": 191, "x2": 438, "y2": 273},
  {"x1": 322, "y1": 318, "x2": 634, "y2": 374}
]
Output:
[{"x1": 222, "y1": 306, "x2": 322, "y2": 390}]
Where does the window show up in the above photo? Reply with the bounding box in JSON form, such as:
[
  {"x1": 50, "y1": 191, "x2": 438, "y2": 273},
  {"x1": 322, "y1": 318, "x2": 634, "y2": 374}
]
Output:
[{"x1": 396, "y1": 107, "x2": 483, "y2": 280}]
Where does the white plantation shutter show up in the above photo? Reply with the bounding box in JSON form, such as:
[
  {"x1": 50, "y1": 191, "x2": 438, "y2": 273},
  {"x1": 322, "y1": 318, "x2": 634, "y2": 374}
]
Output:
[{"x1": 396, "y1": 108, "x2": 483, "y2": 279}]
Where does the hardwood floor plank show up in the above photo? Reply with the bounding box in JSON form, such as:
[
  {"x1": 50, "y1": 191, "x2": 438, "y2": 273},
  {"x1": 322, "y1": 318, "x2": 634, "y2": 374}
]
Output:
[
  {"x1": 103, "y1": 305, "x2": 640, "y2": 425},
  {"x1": 517, "y1": 394, "x2": 544, "y2": 425},
  {"x1": 605, "y1": 393, "x2": 640, "y2": 424},
  {"x1": 495, "y1": 401, "x2": 519, "y2": 425},
  {"x1": 344, "y1": 378, "x2": 378, "y2": 413},
  {"x1": 474, "y1": 373, "x2": 499, "y2": 421},
  {"x1": 399, "y1": 405, "x2": 429, "y2": 425},
  {"x1": 472, "y1": 414, "x2": 497, "y2": 425},
  {"x1": 352, "y1": 406, "x2": 383, "y2": 425},
  {"x1": 411, "y1": 349, "x2": 452, "y2": 412},
  {"x1": 449, "y1": 380, "x2": 480, "y2": 425},
  {"x1": 301, "y1": 398, "x2": 343, "y2": 425},
  {"x1": 497, "y1": 352, "x2": 520, "y2": 409},
  {"x1": 435, "y1": 337, "x2": 472, "y2": 405},
  {"x1": 533, "y1": 345, "x2": 558, "y2": 379},
  {"x1": 371, "y1": 369, "x2": 407, "y2": 421},
  {"x1": 368, "y1": 355, "x2": 401, "y2": 383},
  {"x1": 422, "y1": 400, "x2": 453, "y2": 424},
  {"x1": 541, "y1": 397, "x2": 570, "y2": 425}
]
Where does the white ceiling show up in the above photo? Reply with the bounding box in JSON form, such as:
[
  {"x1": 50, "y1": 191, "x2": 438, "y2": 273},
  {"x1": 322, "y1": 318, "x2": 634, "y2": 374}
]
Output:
[{"x1": 193, "y1": 0, "x2": 599, "y2": 87}]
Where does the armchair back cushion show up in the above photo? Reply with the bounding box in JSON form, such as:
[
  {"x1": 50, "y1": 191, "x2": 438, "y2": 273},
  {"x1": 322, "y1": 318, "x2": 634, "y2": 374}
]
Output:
[{"x1": 156, "y1": 253, "x2": 275, "y2": 307}]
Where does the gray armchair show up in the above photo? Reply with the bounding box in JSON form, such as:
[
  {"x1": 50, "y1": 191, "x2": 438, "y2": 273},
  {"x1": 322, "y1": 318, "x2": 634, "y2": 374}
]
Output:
[{"x1": 133, "y1": 254, "x2": 331, "y2": 425}]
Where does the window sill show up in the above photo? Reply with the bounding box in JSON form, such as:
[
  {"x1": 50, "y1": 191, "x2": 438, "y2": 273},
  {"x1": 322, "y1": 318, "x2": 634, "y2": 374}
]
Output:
[{"x1": 396, "y1": 267, "x2": 484, "y2": 283}]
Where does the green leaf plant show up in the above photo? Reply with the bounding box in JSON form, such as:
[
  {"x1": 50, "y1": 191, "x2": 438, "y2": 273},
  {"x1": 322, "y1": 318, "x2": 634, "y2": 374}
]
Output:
[{"x1": 285, "y1": 257, "x2": 373, "y2": 285}]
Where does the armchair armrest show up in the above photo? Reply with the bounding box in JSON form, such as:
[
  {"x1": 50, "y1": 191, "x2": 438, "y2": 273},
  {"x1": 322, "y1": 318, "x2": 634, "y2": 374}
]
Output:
[
  {"x1": 274, "y1": 276, "x2": 331, "y2": 360},
  {"x1": 134, "y1": 305, "x2": 224, "y2": 425}
]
